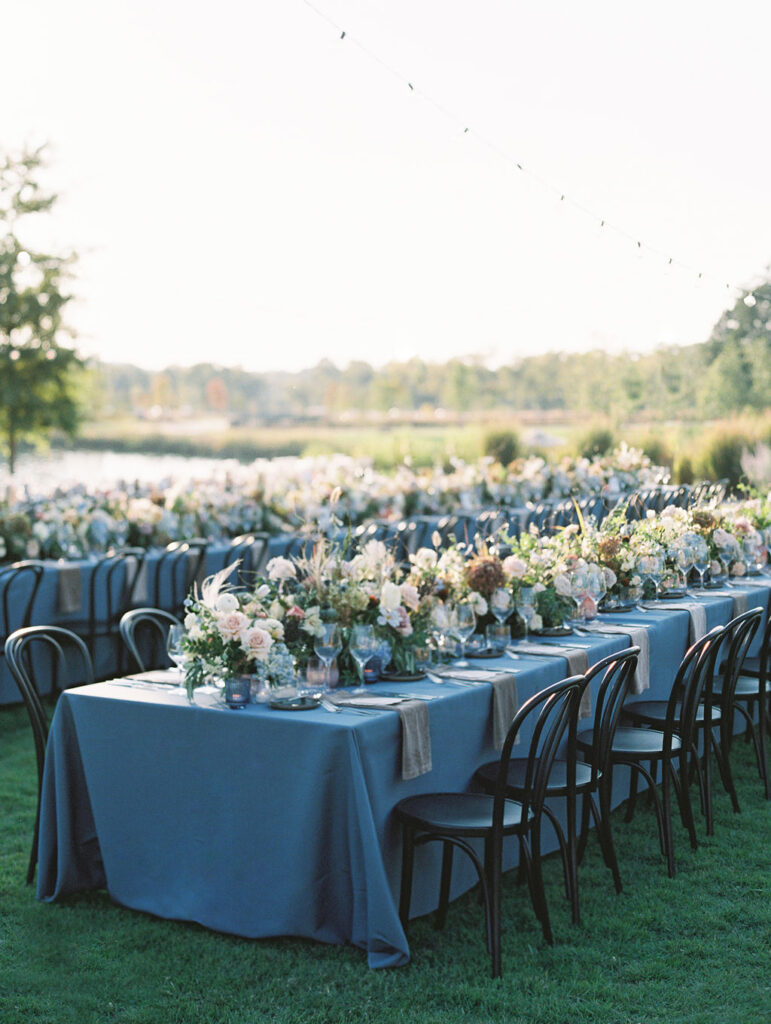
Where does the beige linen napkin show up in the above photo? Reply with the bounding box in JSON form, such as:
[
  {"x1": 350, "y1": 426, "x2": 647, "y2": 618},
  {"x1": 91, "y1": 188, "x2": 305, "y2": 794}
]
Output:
[
  {"x1": 57, "y1": 562, "x2": 83, "y2": 614},
  {"x1": 512, "y1": 643, "x2": 591, "y2": 717},
  {"x1": 587, "y1": 625, "x2": 651, "y2": 694},
  {"x1": 331, "y1": 695, "x2": 432, "y2": 780},
  {"x1": 711, "y1": 590, "x2": 749, "y2": 617},
  {"x1": 659, "y1": 601, "x2": 707, "y2": 642},
  {"x1": 431, "y1": 668, "x2": 519, "y2": 750}
]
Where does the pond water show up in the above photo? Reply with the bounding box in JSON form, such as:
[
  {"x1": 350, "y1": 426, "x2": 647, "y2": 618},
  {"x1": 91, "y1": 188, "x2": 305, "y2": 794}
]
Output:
[{"x1": 0, "y1": 450, "x2": 245, "y2": 494}]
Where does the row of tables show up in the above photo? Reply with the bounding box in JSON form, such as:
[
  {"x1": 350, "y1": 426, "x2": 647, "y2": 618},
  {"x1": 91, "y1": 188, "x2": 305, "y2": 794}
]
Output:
[{"x1": 35, "y1": 577, "x2": 770, "y2": 968}]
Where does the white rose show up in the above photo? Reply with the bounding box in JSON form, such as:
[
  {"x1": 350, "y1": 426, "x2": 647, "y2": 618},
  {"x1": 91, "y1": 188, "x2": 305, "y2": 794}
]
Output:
[
  {"x1": 471, "y1": 593, "x2": 488, "y2": 616},
  {"x1": 380, "y1": 580, "x2": 402, "y2": 612},
  {"x1": 400, "y1": 583, "x2": 420, "y2": 611},
  {"x1": 215, "y1": 593, "x2": 239, "y2": 613},
  {"x1": 411, "y1": 547, "x2": 438, "y2": 570},
  {"x1": 502, "y1": 556, "x2": 527, "y2": 579},
  {"x1": 553, "y1": 574, "x2": 572, "y2": 597},
  {"x1": 266, "y1": 557, "x2": 296, "y2": 582}
]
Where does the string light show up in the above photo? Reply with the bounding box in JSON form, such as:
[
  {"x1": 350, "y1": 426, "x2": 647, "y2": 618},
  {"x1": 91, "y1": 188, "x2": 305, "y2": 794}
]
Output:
[{"x1": 301, "y1": 0, "x2": 758, "y2": 304}]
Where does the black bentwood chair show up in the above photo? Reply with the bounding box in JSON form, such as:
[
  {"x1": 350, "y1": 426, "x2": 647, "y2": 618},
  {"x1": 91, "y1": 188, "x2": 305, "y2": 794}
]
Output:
[
  {"x1": 623, "y1": 609, "x2": 761, "y2": 834},
  {"x1": 475, "y1": 646, "x2": 639, "y2": 924},
  {"x1": 5, "y1": 626, "x2": 94, "y2": 884},
  {"x1": 727, "y1": 607, "x2": 771, "y2": 799},
  {"x1": 119, "y1": 607, "x2": 181, "y2": 673},
  {"x1": 395, "y1": 674, "x2": 585, "y2": 979},
  {"x1": 596, "y1": 627, "x2": 724, "y2": 877}
]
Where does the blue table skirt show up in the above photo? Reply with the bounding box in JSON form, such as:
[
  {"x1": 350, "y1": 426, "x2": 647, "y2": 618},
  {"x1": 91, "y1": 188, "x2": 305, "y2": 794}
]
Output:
[{"x1": 35, "y1": 581, "x2": 770, "y2": 967}]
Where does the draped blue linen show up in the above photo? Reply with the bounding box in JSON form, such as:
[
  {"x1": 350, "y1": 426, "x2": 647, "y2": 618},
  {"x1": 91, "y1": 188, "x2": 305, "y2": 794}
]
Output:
[{"x1": 35, "y1": 581, "x2": 769, "y2": 967}]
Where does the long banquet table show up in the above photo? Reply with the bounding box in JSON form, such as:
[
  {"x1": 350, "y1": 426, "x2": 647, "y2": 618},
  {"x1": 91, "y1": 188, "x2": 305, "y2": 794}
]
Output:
[{"x1": 36, "y1": 580, "x2": 769, "y2": 968}]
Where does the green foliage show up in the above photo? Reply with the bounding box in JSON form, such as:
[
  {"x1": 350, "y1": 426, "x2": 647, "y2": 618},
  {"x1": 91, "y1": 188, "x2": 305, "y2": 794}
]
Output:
[
  {"x1": 674, "y1": 454, "x2": 695, "y2": 484},
  {"x1": 576, "y1": 424, "x2": 616, "y2": 459},
  {"x1": 636, "y1": 433, "x2": 673, "y2": 470},
  {"x1": 696, "y1": 429, "x2": 753, "y2": 493},
  {"x1": 482, "y1": 428, "x2": 521, "y2": 465},
  {"x1": 0, "y1": 145, "x2": 84, "y2": 471}
]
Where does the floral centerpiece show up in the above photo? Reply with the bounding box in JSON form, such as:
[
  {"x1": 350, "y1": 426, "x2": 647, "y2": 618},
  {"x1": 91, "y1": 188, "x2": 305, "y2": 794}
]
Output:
[
  {"x1": 181, "y1": 563, "x2": 295, "y2": 700},
  {"x1": 496, "y1": 528, "x2": 578, "y2": 631}
]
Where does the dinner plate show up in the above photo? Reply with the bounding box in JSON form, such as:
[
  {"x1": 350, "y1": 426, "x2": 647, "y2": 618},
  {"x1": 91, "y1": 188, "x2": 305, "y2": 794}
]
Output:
[
  {"x1": 379, "y1": 671, "x2": 427, "y2": 682},
  {"x1": 268, "y1": 695, "x2": 320, "y2": 711},
  {"x1": 531, "y1": 625, "x2": 573, "y2": 637},
  {"x1": 467, "y1": 648, "x2": 502, "y2": 659}
]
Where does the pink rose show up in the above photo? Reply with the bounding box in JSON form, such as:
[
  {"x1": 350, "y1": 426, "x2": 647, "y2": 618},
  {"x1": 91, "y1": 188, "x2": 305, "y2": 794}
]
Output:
[
  {"x1": 400, "y1": 583, "x2": 420, "y2": 612},
  {"x1": 242, "y1": 626, "x2": 274, "y2": 661},
  {"x1": 217, "y1": 610, "x2": 249, "y2": 641},
  {"x1": 394, "y1": 607, "x2": 413, "y2": 637}
]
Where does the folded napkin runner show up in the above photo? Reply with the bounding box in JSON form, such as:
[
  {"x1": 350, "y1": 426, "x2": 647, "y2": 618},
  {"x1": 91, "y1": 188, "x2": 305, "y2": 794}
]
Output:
[
  {"x1": 659, "y1": 601, "x2": 707, "y2": 642},
  {"x1": 331, "y1": 695, "x2": 432, "y2": 780},
  {"x1": 57, "y1": 563, "x2": 83, "y2": 615},
  {"x1": 431, "y1": 668, "x2": 519, "y2": 750},
  {"x1": 512, "y1": 643, "x2": 591, "y2": 717},
  {"x1": 705, "y1": 589, "x2": 748, "y2": 617},
  {"x1": 586, "y1": 625, "x2": 650, "y2": 695}
]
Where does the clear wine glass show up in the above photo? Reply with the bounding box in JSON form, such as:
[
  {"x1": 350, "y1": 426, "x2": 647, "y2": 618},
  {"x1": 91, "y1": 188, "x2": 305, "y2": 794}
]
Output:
[
  {"x1": 450, "y1": 603, "x2": 476, "y2": 667},
  {"x1": 516, "y1": 587, "x2": 537, "y2": 641},
  {"x1": 691, "y1": 536, "x2": 710, "y2": 590},
  {"x1": 314, "y1": 623, "x2": 342, "y2": 694},
  {"x1": 490, "y1": 587, "x2": 513, "y2": 626},
  {"x1": 166, "y1": 624, "x2": 188, "y2": 696},
  {"x1": 348, "y1": 624, "x2": 378, "y2": 694},
  {"x1": 584, "y1": 566, "x2": 606, "y2": 623},
  {"x1": 568, "y1": 568, "x2": 588, "y2": 626}
]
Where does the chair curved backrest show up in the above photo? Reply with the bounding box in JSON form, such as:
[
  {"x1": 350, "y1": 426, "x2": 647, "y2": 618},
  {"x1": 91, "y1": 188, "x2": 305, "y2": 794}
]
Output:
[
  {"x1": 666, "y1": 625, "x2": 726, "y2": 755},
  {"x1": 119, "y1": 607, "x2": 181, "y2": 672},
  {"x1": 715, "y1": 606, "x2": 764, "y2": 733},
  {"x1": 151, "y1": 539, "x2": 209, "y2": 618},
  {"x1": 5, "y1": 625, "x2": 94, "y2": 883},
  {"x1": 492, "y1": 675, "x2": 586, "y2": 841},
  {"x1": 582, "y1": 646, "x2": 640, "y2": 785},
  {"x1": 0, "y1": 560, "x2": 45, "y2": 640}
]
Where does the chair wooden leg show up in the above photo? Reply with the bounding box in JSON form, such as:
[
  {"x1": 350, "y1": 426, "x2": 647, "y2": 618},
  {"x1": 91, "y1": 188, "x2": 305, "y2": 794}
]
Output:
[
  {"x1": 625, "y1": 766, "x2": 639, "y2": 822},
  {"x1": 597, "y1": 781, "x2": 623, "y2": 893},
  {"x1": 436, "y1": 841, "x2": 454, "y2": 930},
  {"x1": 528, "y1": 822, "x2": 554, "y2": 945},
  {"x1": 488, "y1": 839, "x2": 503, "y2": 979},
  {"x1": 399, "y1": 825, "x2": 415, "y2": 927},
  {"x1": 676, "y1": 752, "x2": 699, "y2": 850},
  {"x1": 714, "y1": 726, "x2": 741, "y2": 814},
  {"x1": 661, "y1": 764, "x2": 675, "y2": 878},
  {"x1": 577, "y1": 789, "x2": 592, "y2": 866}
]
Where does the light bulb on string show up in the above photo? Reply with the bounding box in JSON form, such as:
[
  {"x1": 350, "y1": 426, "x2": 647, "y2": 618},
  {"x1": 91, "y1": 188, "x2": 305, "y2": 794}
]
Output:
[{"x1": 744, "y1": 293, "x2": 757, "y2": 307}]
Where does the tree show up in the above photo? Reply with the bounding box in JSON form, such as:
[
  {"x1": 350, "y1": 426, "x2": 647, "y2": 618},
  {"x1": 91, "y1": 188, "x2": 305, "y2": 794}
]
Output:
[{"x1": 0, "y1": 146, "x2": 84, "y2": 472}]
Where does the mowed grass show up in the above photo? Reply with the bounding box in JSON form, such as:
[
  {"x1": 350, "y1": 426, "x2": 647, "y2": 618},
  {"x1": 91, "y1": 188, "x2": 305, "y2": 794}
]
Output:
[{"x1": 1, "y1": 702, "x2": 769, "y2": 1024}]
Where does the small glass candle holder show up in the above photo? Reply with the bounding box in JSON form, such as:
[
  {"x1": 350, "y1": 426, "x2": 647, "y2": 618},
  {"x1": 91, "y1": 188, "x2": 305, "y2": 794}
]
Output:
[
  {"x1": 486, "y1": 623, "x2": 510, "y2": 653},
  {"x1": 225, "y1": 674, "x2": 251, "y2": 709}
]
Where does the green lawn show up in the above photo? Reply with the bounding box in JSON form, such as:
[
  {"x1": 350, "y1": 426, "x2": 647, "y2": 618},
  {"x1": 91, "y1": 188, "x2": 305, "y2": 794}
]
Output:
[{"x1": 1, "y1": 702, "x2": 768, "y2": 1024}]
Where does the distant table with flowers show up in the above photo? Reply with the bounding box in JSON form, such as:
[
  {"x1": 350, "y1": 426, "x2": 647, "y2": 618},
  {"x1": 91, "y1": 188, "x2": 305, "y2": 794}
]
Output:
[{"x1": 35, "y1": 578, "x2": 768, "y2": 967}]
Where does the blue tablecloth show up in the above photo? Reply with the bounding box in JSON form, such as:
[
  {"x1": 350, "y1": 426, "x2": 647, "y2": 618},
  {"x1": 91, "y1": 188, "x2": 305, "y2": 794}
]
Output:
[{"x1": 35, "y1": 580, "x2": 769, "y2": 967}]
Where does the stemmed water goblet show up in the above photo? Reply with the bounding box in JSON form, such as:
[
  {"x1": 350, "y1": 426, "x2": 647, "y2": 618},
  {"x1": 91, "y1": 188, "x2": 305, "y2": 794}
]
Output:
[
  {"x1": 166, "y1": 624, "x2": 189, "y2": 696},
  {"x1": 567, "y1": 568, "x2": 588, "y2": 627},
  {"x1": 314, "y1": 623, "x2": 342, "y2": 694},
  {"x1": 636, "y1": 553, "x2": 662, "y2": 605},
  {"x1": 449, "y1": 602, "x2": 476, "y2": 667},
  {"x1": 348, "y1": 624, "x2": 378, "y2": 694},
  {"x1": 691, "y1": 536, "x2": 710, "y2": 591},
  {"x1": 516, "y1": 586, "x2": 537, "y2": 641},
  {"x1": 584, "y1": 566, "x2": 606, "y2": 624},
  {"x1": 490, "y1": 588, "x2": 513, "y2": 626}
]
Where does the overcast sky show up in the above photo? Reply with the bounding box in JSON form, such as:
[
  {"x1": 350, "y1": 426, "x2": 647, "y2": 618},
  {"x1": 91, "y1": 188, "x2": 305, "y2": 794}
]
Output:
[{"x1": 3, "y1": 1, "x2": 770, "y2": 372}]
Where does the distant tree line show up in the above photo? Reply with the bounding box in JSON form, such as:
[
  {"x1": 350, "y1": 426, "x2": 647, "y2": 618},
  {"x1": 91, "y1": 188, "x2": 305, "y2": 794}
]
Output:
[{"x1": 93, "y1": 278, "x2": 771, "y2": 424}]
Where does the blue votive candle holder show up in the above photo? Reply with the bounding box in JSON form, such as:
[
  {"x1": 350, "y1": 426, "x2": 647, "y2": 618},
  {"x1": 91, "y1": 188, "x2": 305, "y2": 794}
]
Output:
[{"x1": 225, "y1": 675, "x2": 250, "y2": 709}]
